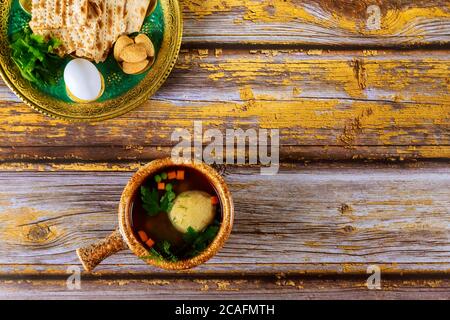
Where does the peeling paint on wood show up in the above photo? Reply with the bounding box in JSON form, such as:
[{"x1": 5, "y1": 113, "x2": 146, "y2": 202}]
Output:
[
  {"x1": 0, "y1": 165, "x2": 448, "y2": 276},
  {"x1": 0, "y1": 276, "x2": 449, "y2": 299},
  {"x1": 0, "y1": 49, "x2": 448, "y2": 161},
  {"x1": 0, "y1": 1, "x2": 449, "y2": 299},
  {"x1": 180, "y1": 0, "x2": 450, "y2": 46}
]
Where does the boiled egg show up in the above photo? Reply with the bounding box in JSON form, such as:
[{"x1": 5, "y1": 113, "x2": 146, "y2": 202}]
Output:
[{"x1": 64, "y1": 59, "x2": 104, "y2": 103}]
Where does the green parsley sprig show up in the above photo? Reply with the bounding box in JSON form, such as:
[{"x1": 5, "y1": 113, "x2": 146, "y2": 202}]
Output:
[
  {"x1": 142, "y1": 222, "x2": 220, "y2": 263},
  {"x1": 10, "y1": 26, "x2": 64, "y2": 85},
  {"x1": 140, "y1": 184, "x2": 176, "y2": 216},
  {"x1": 183, "y1": 222, "x2": 220, "y2": 258}
]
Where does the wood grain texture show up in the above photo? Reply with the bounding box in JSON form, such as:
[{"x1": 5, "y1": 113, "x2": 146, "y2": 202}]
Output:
[
  {"x1": 0, "y1": 144, "x2": 449, "y2": 170},
  {"x1": 0, "y1": 163, "x2": 448, "y2": 276},
  {"x1": 180, "y1": 0, "x2": 450, "y2": 46},
  {"x1": 0, "y1": 49, "x2": 448, "y2": 162},
  {"x1": 1, "y1": 0, "x2": 450, "y2": 299},
  {"x1": 1, "y1": 276, "x2": 449, "y2": 300}
]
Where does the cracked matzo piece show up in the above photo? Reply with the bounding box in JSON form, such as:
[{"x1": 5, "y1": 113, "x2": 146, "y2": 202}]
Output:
[
  {"x1": 29, "y1": 0, "x2": 47, "y2": 30},
  {"x1": 89, "y1": 0, "x2": 127, "y2": 63},
  {"x1": 30, "y1": 0, "x2": 131, "y2": 63},
  {"x1": 125, "y1": 0, "x2": 151, "y2": 34},
  {"x1": 66, "y1": 0, "x2": 89, "y2": 27},
  {"x1": 30, "y1": 0, "x2": 88, "y2": 30}
]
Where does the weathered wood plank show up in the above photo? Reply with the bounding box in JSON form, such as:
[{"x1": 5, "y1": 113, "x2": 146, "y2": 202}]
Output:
[
  {"x1": 0, "y1": 49, "x2": 448, "y2": 161},
  {"x1": 1, "y1": 276, "x2": 449, "y2": 299},
  {"x1": 180, "y1": 0, "x2": 450, "y2": 46},
  {"x1": 0, "y1": 164, "x2": 448, "y2": 275},
  {"x1": 0, "y1": 145, "x2": 448, "y2": 168}
]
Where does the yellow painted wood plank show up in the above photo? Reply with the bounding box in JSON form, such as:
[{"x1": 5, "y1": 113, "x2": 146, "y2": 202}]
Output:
[
  {"x1": 1, "y1": 277, "x2": 449, "y2": 299},
  {"x1": 0, "y1": 49, "x2": 448, "y2": 162},
  {"x1": 0, "y1": 164, "x2": 448, "y2": 276},
  {"x1": 181, "y1": 0, "x2": 450, "y2": 46}
]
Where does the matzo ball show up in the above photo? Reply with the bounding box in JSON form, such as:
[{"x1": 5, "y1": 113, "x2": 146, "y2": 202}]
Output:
[{"x1": 169, "y1": 190, "x2": 216, "y2": 233}]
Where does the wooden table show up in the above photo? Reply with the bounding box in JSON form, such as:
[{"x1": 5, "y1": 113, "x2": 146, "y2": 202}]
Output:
[{"x1": 0, "y1": 0, "x2": 449, "y2": 299}]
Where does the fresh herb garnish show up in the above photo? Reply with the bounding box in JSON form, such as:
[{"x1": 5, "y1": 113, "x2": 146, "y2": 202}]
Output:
[
  {"x1": 140, "y1": 174, "x2": 176, "y2": 217},
  {"x1": 158, "y1": 240, "x2": 179, "y2": 262},
  {"x1": 10, "y1": 26, "x2": 63, "y2": 85},
  {"x1": 183, "y1": 227, "x2": 200, "y2": 244},
  {"x1": 142, "y1": 241, "x2": 179, "y2": 262},
  {"x1": 141, "y1": 248, "x2": 164, "y2": 261},
  {"x1": 140, "y1": 186, "x2": 160, "y2": 216},
  {"x1": 142, "y1": 223, "x2": 220, "y2": 262},
  {"x1": 160, "y1": 188, "x2": 176, "y2": 213}
]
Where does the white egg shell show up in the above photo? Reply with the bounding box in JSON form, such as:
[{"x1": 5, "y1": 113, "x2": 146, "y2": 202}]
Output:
[{"x1": 64, "y1": 59, "x2": 103, "y2": 102}]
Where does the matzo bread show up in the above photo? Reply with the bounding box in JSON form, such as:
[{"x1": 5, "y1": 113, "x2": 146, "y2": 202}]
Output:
[
  {"x1": 70, "y1": 0, "x2": 89, "y2": 26},
  {"x1": 125, "y1": 0, "x2": 151, "y2": 33},
  {"x1": 31, "y1": 0, "x2": 101, "y2": 59},
  {"x1": 29, "y1": 1, "x2": 43, "y2": 30},
  {"x1": 30, "y1": 0, "x2": 89, "y2": 30},
  {"x1": 89, "y1": 0, "x2": 127, "y2": 62},
  {"x1": 30, "y1": 0, "x2": 147, "y2": 63}
]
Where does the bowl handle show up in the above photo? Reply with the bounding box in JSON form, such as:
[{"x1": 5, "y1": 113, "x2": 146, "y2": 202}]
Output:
[{"x1": 76, "y1": 229, "x2": 128, "y2": 272}]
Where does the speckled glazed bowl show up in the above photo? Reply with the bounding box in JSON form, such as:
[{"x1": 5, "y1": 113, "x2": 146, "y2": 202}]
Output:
[{"x1": 77, "y1": 158, "x2": 234, "y2": 272}]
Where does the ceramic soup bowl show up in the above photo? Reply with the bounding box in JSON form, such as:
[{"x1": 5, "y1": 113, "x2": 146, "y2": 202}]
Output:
[{"x1": 76, "y1": 158, "x2": 234, "y2": 271}]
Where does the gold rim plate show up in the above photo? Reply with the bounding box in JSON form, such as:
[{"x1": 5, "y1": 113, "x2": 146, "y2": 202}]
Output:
[{"x1": 0, "y1": 0, "x2": 183, "y2": 122}]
